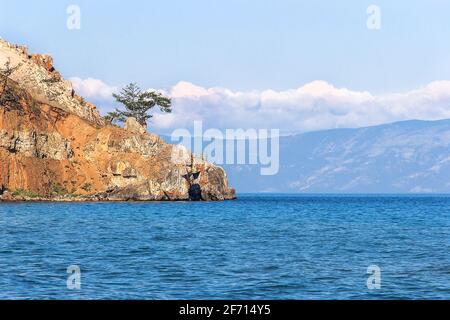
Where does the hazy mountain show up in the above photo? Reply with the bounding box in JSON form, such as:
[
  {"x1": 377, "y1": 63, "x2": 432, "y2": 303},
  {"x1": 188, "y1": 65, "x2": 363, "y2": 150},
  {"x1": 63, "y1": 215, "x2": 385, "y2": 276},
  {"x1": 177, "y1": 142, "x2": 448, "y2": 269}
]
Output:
[{"x1": 220, "y1": 119, "x2": 450, "y2": 193}]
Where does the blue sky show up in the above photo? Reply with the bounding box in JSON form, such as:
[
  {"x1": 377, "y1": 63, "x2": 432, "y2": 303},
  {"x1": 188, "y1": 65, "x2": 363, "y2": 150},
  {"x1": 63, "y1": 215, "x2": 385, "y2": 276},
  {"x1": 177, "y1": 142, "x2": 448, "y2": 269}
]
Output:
[{"x1": 1, "y1": 0, "x2": 450, "y2": 134}]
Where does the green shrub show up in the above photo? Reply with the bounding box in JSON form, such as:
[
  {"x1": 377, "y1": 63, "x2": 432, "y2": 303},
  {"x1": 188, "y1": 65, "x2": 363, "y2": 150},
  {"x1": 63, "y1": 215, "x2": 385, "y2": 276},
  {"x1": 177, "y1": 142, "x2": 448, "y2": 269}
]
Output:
[
  {"x1": 12, "y1": 189, "x2": 40, "y2": 198},
  {"x1": 81, "y1": 183, "x2": 92, "y2": 192},
  {"x1": 52, "y1": 183, "x2": 68, "y2": 196}
]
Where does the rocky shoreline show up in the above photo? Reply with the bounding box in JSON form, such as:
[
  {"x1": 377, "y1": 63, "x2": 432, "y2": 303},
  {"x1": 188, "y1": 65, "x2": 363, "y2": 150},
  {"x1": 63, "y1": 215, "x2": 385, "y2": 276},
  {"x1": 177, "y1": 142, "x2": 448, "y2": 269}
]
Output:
[
  {"x1": 0, "y1": 39, "x2": 236, "y2": 202},
  {"x1": 0, "y1": 193, "x2": 237, "y2": 202}
]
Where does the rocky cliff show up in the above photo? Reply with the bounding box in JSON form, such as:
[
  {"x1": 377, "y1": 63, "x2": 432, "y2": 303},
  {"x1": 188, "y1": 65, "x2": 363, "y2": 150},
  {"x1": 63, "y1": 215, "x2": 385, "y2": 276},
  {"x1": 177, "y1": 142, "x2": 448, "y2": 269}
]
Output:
[{"x1": 0, "y1": 39, "x2": 235, "y2": 201}]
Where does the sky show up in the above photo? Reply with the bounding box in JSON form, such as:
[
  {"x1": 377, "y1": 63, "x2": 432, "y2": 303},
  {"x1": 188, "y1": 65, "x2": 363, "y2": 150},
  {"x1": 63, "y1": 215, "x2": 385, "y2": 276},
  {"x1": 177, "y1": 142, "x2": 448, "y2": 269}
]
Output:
[{"x1": 1, "y1": 0, "x2": 450, "y2": 135}]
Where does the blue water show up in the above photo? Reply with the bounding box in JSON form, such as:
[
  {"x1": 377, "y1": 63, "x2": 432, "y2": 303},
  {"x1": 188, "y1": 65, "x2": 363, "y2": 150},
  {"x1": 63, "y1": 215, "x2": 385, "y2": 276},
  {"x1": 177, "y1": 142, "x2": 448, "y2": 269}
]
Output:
[{"x1": 0, "y1": 194, "x2": 449, "y2": 300}]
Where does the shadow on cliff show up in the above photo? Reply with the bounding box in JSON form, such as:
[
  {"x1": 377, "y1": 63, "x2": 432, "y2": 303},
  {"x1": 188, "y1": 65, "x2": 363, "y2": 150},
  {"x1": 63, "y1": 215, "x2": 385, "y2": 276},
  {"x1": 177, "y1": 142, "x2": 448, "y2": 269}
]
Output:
[
  {"x1": 184, "y1": 172, "x2": 203, "y2": 201},
  {"x1": 188, "y1": 183, "x2": 203, "y2": 201}
]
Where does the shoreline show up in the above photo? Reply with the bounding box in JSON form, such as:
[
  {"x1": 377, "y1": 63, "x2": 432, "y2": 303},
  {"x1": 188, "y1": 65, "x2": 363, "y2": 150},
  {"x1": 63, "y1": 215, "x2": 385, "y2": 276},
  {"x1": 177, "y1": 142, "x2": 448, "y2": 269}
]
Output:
[{"x1": 0, "y1": 193, "x2": 237, "y2": 203}]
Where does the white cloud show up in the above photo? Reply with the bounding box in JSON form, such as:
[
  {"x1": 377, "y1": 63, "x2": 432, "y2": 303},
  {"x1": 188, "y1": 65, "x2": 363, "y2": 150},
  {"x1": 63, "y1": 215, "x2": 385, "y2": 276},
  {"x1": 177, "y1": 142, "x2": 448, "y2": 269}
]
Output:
[
  {"x1": 149, "y1": 80, "x2": 450, "y2": 134},
  {"x1": 69, "y1": 77, "x2": 450, "y2": 135},
  {"x1": 171, "y1": 81, "x2": 210, "y2": 98},
  {"x1": 70, "y1": 77, "x2": 118, "y2": 101}
]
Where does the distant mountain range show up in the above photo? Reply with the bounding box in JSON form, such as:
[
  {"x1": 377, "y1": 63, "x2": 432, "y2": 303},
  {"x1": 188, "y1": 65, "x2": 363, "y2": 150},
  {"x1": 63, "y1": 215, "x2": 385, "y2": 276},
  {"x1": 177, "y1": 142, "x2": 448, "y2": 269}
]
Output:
[
  {"x1": 227, "y1": 119, "x2": 450, "y2": 193},
  {"x1": 167, "y1": 119, "x2": 450, "y2": 193}
]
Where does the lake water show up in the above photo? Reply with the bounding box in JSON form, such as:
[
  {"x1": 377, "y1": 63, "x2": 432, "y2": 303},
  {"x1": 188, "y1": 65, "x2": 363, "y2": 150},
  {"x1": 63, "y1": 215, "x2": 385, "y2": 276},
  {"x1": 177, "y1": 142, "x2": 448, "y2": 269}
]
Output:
[{"x1": 0, "y1": 194, "x2": 449, "y2": 300}]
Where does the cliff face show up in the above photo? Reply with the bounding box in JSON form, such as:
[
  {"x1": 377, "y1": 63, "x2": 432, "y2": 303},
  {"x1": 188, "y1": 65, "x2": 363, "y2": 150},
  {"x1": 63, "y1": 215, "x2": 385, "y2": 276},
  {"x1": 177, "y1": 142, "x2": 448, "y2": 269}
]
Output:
[{"x1": 0, "y1": 39, "x2": 235, "y2": 201}]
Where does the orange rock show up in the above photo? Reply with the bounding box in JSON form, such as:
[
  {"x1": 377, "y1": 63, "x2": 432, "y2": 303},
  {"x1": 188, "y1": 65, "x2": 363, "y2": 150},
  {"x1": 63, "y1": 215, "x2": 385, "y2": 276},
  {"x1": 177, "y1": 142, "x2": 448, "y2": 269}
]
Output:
[
  {"x1": 0, "y1": 48, "x2": 235, "y2": 201},
  {"x1": 30, "y1": 54, "x2": 55, "y2": 73}
]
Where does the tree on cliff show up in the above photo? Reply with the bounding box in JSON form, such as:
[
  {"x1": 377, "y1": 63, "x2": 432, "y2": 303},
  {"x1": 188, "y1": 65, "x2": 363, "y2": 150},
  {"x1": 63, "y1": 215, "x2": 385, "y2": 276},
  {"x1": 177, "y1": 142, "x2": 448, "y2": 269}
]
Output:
[
  {"x1": 0, "y1": 59, "x2": 22, "y2": 107},
  {"x1": 107, "y1": 83, "x2": 172, "y2": 127},
  {"x1": 104, "y1": 110, "x2": 126, "y2": 125}
]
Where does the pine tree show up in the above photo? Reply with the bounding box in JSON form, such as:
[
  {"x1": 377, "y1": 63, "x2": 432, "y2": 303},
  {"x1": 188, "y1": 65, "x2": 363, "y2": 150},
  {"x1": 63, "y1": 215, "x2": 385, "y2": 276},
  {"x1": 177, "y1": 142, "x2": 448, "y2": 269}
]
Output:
[
  {"x1": 104, "y1": 110, "x2": 125, "y2": 125},
  {"x1": 108, "y1": 83, "x2": 171, "y2": 127}
]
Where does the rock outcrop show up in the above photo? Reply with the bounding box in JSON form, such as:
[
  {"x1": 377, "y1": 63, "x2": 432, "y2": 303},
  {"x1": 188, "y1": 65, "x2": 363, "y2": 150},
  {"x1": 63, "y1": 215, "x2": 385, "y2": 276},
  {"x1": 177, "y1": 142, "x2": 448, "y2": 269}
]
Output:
[
  {"x1": 0, "y1": 39, "x2": 236, "y2": 201},
  {"x1": 124, "y1": 117, "x2": 147, "y2": 135},
  {"x1": 0, "y1": 39, "x2": 103, "y2": 126}
]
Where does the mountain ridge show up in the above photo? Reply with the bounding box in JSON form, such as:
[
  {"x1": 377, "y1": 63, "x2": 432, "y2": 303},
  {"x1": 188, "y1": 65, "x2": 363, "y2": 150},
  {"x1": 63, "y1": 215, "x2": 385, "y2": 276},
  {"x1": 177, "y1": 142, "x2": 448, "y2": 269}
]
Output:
[{"x1": 217, "y1": 118, "x2": 450, "y2": 193}]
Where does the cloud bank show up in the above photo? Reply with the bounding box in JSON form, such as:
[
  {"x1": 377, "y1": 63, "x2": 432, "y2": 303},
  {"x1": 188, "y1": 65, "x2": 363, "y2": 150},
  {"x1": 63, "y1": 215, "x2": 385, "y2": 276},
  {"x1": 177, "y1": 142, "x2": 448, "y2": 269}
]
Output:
[
  {"x1": 70, "y1": 77, "x2": 118, "y2": 101},
  {"x1": 70, "y1": 77, "x2": 450, "y2": 135}
]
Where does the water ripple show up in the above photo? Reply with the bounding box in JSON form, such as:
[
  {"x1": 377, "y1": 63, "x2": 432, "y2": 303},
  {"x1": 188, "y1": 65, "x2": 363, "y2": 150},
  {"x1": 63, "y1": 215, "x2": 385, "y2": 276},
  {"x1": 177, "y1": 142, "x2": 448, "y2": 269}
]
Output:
[{"x1": 0, "y1": 195, "x2": 449, "y2": 299}]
